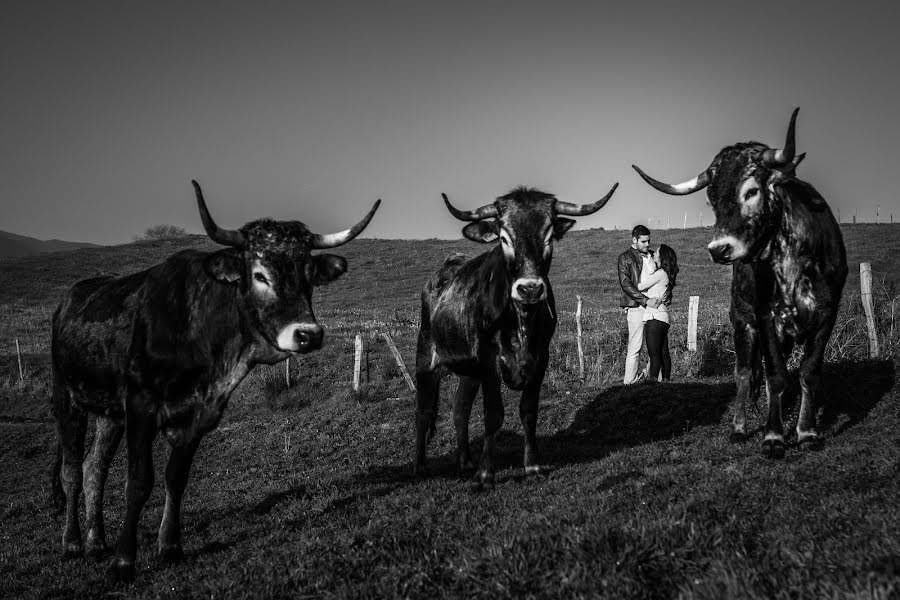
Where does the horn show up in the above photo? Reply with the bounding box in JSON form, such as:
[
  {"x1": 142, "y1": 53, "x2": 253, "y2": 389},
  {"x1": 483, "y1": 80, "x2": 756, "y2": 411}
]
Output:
[
  {"x1": 631, "y1": 165, "x2": 710, "y2": 196},
  {"x1": 192, "y1": 180, "x2": 246, "y2": 247},
  {"x1": 310, "y1": 199, "x2": 381, "y2": 249},
  {"x1": 762, "y1": 107, "x2": 799, "y2": 167},
  {"x1": 782, "y1": 152, "x2": 806, "y2": 175},
  {"x1": 554, "y1": 182, "x2": 618, "y2": 216},
  {"x1": 442, "y1": 193, "x2": 498, "y2": 221}
]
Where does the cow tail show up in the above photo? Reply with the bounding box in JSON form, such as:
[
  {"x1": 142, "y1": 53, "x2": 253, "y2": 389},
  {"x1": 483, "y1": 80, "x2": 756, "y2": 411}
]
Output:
[
  {"x1": 50, "y1": 440, "x2": 64, "y2": 515},
  {"x1": 426, "y1": 401, "x2": 438, "y2": 444}
]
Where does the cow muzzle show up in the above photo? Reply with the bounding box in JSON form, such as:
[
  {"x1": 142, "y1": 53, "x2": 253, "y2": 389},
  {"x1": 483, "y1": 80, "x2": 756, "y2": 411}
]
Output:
[
  {"x1": 511, "y1": 278, "x2": 547, "y2": 304},
  {"x1": 707, "y1": 236, "x2": 747, "y2": 264},
  {"x1": 276, "y1": 323, "x2": 324, "y2": 353}
]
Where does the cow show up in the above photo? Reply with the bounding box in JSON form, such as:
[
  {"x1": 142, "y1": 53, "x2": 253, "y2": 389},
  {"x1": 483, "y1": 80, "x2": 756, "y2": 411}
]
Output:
[
  {"x1": 50, "y1": 180, "x2": 380, "y2": 581},
  {"x1": 632, "y1": 108, "x2": 847, "y2": 458},
  {"x1": 414, "y1": 184, "x2": 617, "y2": 483}
]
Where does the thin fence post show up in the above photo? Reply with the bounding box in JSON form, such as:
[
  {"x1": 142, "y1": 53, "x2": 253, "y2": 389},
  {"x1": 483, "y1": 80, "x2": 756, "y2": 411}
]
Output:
[
  {"x1": 683, "y1": 212, "x2": 687, "y2": 229},
  {"x1": 860, "y1": 262, "x2": 880, "y2": 358},
  {"x1": 353, "y1": 334, "x2": 363, "y2": 391},
  {"x1": 687, "y1": 296, "x2": 699, "y2": 352},
  {"x1": 575, "y1": 295, "x2": 585, "y2": 380},
  {"x1": 382, "y1": 333, "x2": 415, "y2": 392},
  {"x1": 284, "y1": 356, "x2": 291, "y2": 388},
  {"x1": 16, "y1": 339, "x2": 24, "y2": 384}
]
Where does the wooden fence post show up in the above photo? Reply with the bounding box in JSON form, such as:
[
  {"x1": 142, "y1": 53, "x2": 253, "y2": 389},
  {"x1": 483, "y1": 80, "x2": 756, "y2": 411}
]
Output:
[
  {"x1": 860, "y1": 262, "x2": 880, "y2": 358},
  {"x1": 575, "y1": 295, "x2": 585, "y2": 379},
  {"x1": 382, "y1": 333, "x2": 415, "y2": 391},
  {"x1": 353, "y1": 334, "x2": 363, "y2": 391},
  {"x1": 16, "y1": 339, "x2": 24, "y2": 384},
  {"x1": 284, "y1": 356, "x2": 291, "y2": 388},
  {"x1": 687, "y1": 296, "x2": 699, "y2": 351}
]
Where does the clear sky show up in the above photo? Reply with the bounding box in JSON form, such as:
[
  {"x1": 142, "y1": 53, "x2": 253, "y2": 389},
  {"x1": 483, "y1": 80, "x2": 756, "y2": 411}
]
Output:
[{"x1": 2, "y1": 1, "x2": 898, "y2": 245}]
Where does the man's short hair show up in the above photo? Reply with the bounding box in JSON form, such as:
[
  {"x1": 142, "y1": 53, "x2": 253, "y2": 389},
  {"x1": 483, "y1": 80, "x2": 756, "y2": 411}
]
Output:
[{"x1": 631, "y1": 225, "x2": 651, "y2": 239}]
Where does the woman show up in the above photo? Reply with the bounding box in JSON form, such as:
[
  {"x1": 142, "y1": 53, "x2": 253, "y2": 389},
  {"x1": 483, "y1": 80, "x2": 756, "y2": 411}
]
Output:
[{"x1": 638, "y1": 244, "x2": 679, "y2": 381}]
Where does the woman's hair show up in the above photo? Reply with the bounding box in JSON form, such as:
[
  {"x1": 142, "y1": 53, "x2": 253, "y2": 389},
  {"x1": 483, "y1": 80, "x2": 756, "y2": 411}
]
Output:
[{"x1": 657, "y1": 244, "x2": 679, "y2": 297}]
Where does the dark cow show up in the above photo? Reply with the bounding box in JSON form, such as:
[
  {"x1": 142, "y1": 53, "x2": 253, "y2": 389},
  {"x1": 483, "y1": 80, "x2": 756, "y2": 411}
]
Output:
[
  {"x1": 633, "y1": 108, "x2": 847, "y2": 458},
  {"x1": 51, "y1": 181, "x2": 380, "y2": 581},
  {"x1": 414, "y1": 184, "x2": 617, "y2": 483}
]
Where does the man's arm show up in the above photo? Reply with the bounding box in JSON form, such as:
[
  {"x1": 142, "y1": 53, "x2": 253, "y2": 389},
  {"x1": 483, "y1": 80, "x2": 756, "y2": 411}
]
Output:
[{"x1": 618, "y1": 253, "x2": 647, "y2": 306}]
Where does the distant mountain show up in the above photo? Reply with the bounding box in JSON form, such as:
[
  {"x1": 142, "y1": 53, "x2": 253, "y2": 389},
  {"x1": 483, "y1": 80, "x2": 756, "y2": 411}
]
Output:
[{"x1": 0, "y1": 230, "x2": 103, "y2": 258}]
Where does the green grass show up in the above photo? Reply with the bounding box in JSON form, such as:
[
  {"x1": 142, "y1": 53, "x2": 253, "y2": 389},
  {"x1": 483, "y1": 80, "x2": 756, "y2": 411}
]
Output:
[{"x1": 1, "y1": 224, "x2": 899, "y2": 599}]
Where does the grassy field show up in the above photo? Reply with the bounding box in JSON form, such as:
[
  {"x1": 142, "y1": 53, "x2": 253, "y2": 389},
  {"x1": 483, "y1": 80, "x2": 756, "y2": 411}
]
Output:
[{"x1": 1, "y1": 224, "x2": 899, "y2": 599}]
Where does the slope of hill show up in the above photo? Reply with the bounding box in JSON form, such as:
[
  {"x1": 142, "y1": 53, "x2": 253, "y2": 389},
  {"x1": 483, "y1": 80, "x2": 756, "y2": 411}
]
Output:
[
  {"x1": 0, "y1": 224, "x2": 899, "y2": 598},
  {"x1": 0, "y1": 229, "x2": 102, "y2": 258}
]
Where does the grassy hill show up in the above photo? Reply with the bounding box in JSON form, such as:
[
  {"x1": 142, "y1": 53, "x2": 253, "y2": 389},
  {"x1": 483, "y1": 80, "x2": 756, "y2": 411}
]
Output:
[
  {"x1": 0, "y1": 229, "x2": 102, "y2": 259},
  {"x1": 1, "y1": 224, "x2": 899, "y2": 598}
]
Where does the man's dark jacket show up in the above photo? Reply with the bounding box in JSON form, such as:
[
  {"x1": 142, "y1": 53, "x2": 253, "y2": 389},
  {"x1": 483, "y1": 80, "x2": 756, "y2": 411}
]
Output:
[{"x1": 618, "y1": 247, "x2": 647, "y2": 308}]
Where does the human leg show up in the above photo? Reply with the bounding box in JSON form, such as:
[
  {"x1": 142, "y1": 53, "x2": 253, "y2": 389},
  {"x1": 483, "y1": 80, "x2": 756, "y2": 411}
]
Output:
[
  {"x1": 623, "y1": 307, "x2": 645, "y2": 384},
  {"x1": 644, "y1": 319, "x2": 663, "y2": 381}
]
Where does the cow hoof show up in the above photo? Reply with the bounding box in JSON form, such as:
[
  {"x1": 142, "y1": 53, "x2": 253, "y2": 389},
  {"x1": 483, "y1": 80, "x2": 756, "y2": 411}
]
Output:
[
  {"x1": 476, "y1": 471, "x2": 495, "y2": 488},
  {"x1": 729, "y1": 431, "x2": 747, "y2": 444},
  {"x1": 797, "y1": 435, "x2": 822, "y2": 452},
  {"x1": 106, "y1": 558, "x2": 135, "y2": 583},
  {"x1": 63, "y1": 543, "x2": 82, "y2": 560},
  {"x1": 524, "y1": 465, "x2": 548, "y2": 476},
  {"x1": 159, "y1": 545, "x2": 184, "y2": 564},
  {"x1": 761, "y1": 438, "x2": 785, "y2": 459},
  {"x1": 457, "y1": 459, "x2": 476, "y2": 472},
  {"x1": 85, "y1": 546, "x2": 109, "y2": 562}
]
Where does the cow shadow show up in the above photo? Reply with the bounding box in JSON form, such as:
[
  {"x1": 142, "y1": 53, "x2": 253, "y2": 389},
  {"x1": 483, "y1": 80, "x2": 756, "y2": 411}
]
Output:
[
  {"x1": 353, "y1": 359, "x2": 896, "y2": 486},
  {"x1": 542, "y1": 379, "x2": 735, "y2": 466},
  {"x1": 357, "y1": 379, "x2": 736, "y2": 484},
  {"x1": 807, "y1": 358, "x2": 895, "y2": 438}
]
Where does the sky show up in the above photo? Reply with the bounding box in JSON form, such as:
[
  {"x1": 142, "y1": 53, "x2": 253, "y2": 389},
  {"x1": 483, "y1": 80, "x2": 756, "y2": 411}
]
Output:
[{"x1": 2, "y1": 1, "x2": 899, "y2": 245}]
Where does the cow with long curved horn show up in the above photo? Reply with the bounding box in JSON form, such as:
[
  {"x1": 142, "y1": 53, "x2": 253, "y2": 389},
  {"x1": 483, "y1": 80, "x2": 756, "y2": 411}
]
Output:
[
  {"x1": 632, "y1": 107, "x2": 847, "y2": 460},
  {"x1": 52, "y1": 179, "x2": 380, "y2": 582},
  {"x1": 415, "y1": 183, "x2": 617, "y2": 484}
]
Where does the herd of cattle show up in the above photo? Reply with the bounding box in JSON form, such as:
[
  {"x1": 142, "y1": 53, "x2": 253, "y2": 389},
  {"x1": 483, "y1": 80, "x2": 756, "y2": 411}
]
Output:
[{"x1": 48, "y1": 108, "x2": 847, "y2": 581}]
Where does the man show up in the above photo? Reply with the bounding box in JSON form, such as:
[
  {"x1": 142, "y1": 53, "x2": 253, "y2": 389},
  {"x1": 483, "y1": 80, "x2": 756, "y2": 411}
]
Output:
[{"x1": 618, "y1": 225, "x2": 661, "y2": 384}]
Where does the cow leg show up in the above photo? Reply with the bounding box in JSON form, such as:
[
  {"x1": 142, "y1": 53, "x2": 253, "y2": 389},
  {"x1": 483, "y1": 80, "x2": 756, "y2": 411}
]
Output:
[
  {"x1": 731, "y1": 322, "x2": 761, "y2": 442},
  {"x1": 454, "y1": 377, "x2": 479, "y2": 472},
  {"x1": 108, "y1": 393, "x2": 157, "y2": 583},
  {"x1": 83, "y1": 416, "x2": 124, "y2": 561},
  {"x1": 796, "y1": 323, "x2": 832, "y2": 450},
  {"x1": 760, "y1": 317, "x2": 788, "y2": 459},
  {"x1": 54, "y1": 385, "x2": 87, "y2": 559},
  {"x1": 520, "y1": 355, "x2": 548, "y2": 475},
  {"x1": 414, "y1": 369, "x2": 440, "y2": 476},
  {"x1": 158, "y1": 436, "x2": 202, "y2": 563},
  {"x1": 477, "y1": 370, "x2": 504, "y2": 486}
]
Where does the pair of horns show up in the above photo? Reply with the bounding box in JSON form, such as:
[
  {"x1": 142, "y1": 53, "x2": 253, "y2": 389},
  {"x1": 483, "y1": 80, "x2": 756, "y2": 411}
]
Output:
[
  {"x1": 632, "y1": 107, "x2": 800, "y2": 196},
  {"x1": 192, "y1": 180, "x2": 381, "y2": 249},
  {"x1": 442, "y1": 183, "x2": 619, "y2": 221}
]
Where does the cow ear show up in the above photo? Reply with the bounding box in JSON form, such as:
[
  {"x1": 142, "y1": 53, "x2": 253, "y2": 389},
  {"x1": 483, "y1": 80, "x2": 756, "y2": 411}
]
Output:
[
  {"x1": 553, "y1": 218, "x2": 576, "y2": 240},
  {"x1": 310, "y1": 254, "x2": 348, "y2": 286},
  {"x1": 204, "y1": 249, "x2": 244, "y2": 284},
  {"x1": 462, "y1": 221, "x2": 500, "y2": 243}
]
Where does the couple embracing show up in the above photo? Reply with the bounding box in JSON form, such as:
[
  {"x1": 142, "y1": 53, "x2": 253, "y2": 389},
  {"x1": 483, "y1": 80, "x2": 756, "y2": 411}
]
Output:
[{"x1": 617, "y1": 225, "x2": 679, "y2": 384}]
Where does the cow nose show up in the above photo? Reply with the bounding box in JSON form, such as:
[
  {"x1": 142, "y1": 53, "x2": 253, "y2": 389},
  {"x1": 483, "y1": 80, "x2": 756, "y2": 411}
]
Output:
[
  {"x1": 708, "y1": 240, "x2": 733, "y2": 264},
  {"x1": 294, "y1": 324, "x2": 324, "y2": 353},
  {"x1": 516, "y1": 281, "x2": 545, "y2": 303}
]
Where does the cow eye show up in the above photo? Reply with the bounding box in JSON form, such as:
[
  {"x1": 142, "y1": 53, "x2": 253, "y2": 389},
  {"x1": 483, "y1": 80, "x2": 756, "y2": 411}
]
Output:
[
  {"x1": 253, "y1": 272, "x2": 270, "y2": 285},
  {"x1": 744, "y1": 187, "x2": 759, "y2": 200}
]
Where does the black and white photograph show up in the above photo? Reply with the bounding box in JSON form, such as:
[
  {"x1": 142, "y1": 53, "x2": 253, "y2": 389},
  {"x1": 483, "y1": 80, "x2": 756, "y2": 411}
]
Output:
[{"x1": 2, "y1": 1, "x2": 899, "y2": 598}]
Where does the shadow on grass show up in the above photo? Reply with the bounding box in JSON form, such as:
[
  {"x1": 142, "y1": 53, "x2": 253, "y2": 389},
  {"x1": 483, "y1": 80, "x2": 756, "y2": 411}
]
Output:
[
  {"x1": 813, "y1": 358, "x2": 895, "y2": 437},
  {"x1": 543, "y1": 379, "x2": 735, "y2": 465}
]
